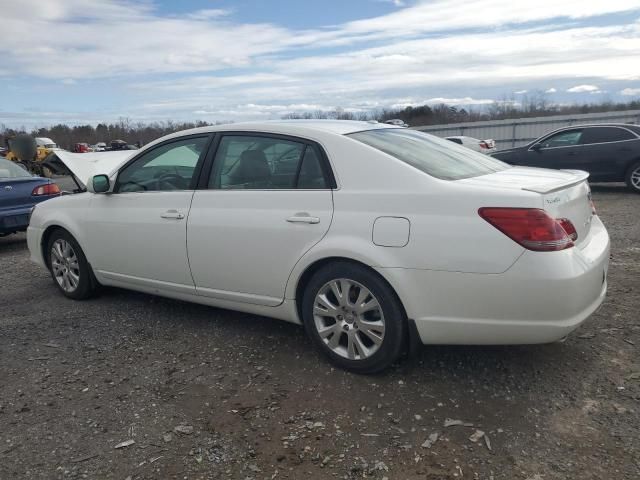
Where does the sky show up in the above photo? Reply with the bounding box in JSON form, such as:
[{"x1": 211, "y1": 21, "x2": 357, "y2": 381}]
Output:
[{"x1": 1, "y1": 0, "x2": 640, "y2": 128}]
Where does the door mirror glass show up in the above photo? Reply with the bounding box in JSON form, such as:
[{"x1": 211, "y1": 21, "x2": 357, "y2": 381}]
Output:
[{"x1": 92, "y1": 174, "x2": 110, "y2": 193}]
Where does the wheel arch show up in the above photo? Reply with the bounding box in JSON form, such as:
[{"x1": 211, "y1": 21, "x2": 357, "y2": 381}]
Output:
[
  {"x1": 293, "y1": 256, "x2": 408, "y2": 327},
  {"x1": 41, "y1": 224, "x2": 85, "y2": 268}
]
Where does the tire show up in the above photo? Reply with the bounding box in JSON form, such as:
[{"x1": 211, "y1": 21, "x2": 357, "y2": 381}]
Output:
[
  {"x1": 625, "y1": 162, "x2": 640, "y2": 193},
  {"x1": 47, "y1": 230, "x2": 97, "y2": 300},
  {"x1": 301, "y1": 262, "x2": 407, "y2": 373}
]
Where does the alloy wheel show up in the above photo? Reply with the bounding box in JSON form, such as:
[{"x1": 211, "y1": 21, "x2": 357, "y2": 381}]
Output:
[
  {"x1": 313, "y1": 278, "x2": 386, "y2": 360},
  {"x1": 50, "y1": 239, "x2": 81, "y2": 293},
  {"x1": 631, "y1": 166, "x2": 640, "y2": 191}
]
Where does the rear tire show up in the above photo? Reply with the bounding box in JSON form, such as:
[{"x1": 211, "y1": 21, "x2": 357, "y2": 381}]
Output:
[
  {"x1": 302, "y1": 262, "x2": 407, "y2": 374},
  {"x1": 47, "y1": 230, "x2": 97, "y2": 300},
  {"x1": 625, "y1": 162, "x2": 640, "y2": 193}
]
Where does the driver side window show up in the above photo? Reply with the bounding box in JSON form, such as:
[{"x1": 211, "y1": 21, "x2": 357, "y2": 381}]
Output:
[
  {"x1": 115, "y1": 136, "x2": 208, "y2": 193},
  {"x1": 541, "y1": 129, "x2": 583, "y2": 148}
]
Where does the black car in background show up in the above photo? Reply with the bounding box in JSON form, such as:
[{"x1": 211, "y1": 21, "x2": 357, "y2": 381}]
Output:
[{"x1": 491, "y1": 123, "x2": 640, "y2": 193}]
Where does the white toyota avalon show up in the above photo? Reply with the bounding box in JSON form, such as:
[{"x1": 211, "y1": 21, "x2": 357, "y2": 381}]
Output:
[{"x1": 28, "y1": 120, "x2": 609, "y2": 373}]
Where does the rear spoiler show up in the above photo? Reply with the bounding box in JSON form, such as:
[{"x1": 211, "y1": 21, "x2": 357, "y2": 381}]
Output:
[{"x1": 521, "y1": 170, "x2": 590, "y2": 194}]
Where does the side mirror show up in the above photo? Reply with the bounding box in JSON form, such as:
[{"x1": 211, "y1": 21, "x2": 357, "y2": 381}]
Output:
[
  {"x1": 531, "y1": 143, "x2": 542, "y2": 151},
  {"x1": 90, "y1": 174, "x2": 110, "y2": 193}
]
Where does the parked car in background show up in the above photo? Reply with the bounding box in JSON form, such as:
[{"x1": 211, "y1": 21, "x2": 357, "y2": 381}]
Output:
[
  {"x1": 73, "y1": 143, "x2": 91, "y2": 153},
  {"x1": 35, "y1": 137, "x2": 59, "y2": 150},
  {"x1": 0, "y1": 158, "x2": 60, "y2": 236},
  {"x1": 446, "y1": 136, "x2": 496, "y2": 154},
  {"x1": 92, "y1": 142, "x2": 107, "y2": 152},
  {"x1": 384, "y1": 119, "x2": 409, "y2": 127},
  {"x1": 27, "y1": 121, "x2": 609, "y2": 373},
  {"x1": 109, "y1": 140, "x2": 138, "y2": 151},
  {"x1": 491, "y1": 123, "x2": 640, "y2": 192}
]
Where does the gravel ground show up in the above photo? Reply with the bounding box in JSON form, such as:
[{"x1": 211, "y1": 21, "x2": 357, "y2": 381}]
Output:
[{"x1": 1, "y1": 185, "x2": 638, "y2": 480}]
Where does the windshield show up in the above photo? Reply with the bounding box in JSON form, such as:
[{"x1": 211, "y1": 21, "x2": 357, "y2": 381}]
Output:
[
  {"x1": 0, "y1": 158, "x2": 33, "y2": 178},
  {"x1": 348, "y1": 128, "x2": 509, "y2": 180}
]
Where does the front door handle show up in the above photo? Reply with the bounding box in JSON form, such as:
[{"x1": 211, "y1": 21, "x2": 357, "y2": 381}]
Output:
[
  {"x1": 161, "y1": 210, "x2": 185, "y2": 220},
  {"x1": 286, "y1": 214, "x2": 320, "y2": 224}
]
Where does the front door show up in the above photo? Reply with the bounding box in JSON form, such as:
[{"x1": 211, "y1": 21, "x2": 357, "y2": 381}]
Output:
[
  {"x1": 525, "y1": 128, "x2": 584, "y2": 170},
  {"x1": 85, "y1": 135, "x2": 211, "y2": 293},
  {"x1": 187, "y1": 133, "x2": 334, "y2": 306}
]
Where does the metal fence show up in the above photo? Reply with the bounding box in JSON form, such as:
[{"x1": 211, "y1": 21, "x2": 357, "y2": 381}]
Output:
[{"x1": 412, "y1": 109, "x2": 640, "y2": 150}]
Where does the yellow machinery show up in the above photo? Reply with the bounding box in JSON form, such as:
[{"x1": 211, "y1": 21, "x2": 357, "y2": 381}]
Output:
[{"x1": 4, "y1": 135, "x2": 56, "y2": 176}]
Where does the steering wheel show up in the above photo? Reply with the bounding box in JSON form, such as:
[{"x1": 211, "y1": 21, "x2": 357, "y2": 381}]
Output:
[
  {"x1": 155, "y1": 172, "x2": 187, "y2": 190},
  {"x1": 118, "y1": 180, "x2": 148, "y2": 192}
]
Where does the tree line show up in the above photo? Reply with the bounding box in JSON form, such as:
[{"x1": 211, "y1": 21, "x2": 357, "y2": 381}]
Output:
[
  {"x1": 283, "y1": 95, "x2": 640, "y2": 126},
  {"x1": 2, "y1": 97, "x2": 639, "y2": 150}
]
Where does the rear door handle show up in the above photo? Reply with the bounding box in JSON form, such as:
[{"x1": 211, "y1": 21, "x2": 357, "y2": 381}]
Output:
[
  {"x1": 161, "y1": 210, "x2": 185, "y2": 220},
  {"x1": 286, "y1": 214, "x2": 320, "y2": 224}
]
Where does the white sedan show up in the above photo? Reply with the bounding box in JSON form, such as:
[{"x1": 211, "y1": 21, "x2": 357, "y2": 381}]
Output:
[{"x1": 27, "y1": 121, "x2": 609, "y2": 373}]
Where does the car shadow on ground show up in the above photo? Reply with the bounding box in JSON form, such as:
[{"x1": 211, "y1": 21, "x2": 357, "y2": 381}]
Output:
[{"x1": 96, "y1": 283, "x2": 587, "y2": 386}]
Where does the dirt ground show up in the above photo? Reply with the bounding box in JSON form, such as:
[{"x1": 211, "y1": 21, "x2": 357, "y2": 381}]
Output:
[{"x1": 0, "y1": 185, "x2": 638, "y2": 480}]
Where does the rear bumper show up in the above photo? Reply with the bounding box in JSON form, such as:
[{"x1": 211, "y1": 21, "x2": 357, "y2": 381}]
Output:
[
  {"x1": 379, "y1": 216, "x2": 610, "y2": 345},
  {"x1": 0, "y1": 206, "x2": 32, "y2": 234}
]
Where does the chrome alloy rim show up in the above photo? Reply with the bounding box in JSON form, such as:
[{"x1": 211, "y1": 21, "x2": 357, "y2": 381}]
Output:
[
  {"x1": 313, "y1": 279, "x2": 385, "y2": 360},
  {"x1": 631, "y1": 166, "x2": 640, "y2": 190},
  {"x1": 51, "y1": 239, "x2": 80, "y2": 293}
]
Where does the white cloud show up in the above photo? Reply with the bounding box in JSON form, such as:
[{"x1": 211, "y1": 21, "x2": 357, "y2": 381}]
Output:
[
  {"x1": 621, "y1": 87, "x2": 640, "y2": 96},
  {"x1": 2, "y1": 0, "x2": 640, "y2": 125},
  {"x1": 514, "y1": 90, "x2": 528, "y2": 94},
  {"x1": 376, "y1": 0, "x2": 406, "y2": 6},
  {"x1": 545, "y1": 87, "x2": 557, "y2": 93},
  {"x1": 567, "y1": 84, "x2": 600, "y2": 93},
  {"x1": 186, "y1": 9, "x2": 231, "y2": 20}
]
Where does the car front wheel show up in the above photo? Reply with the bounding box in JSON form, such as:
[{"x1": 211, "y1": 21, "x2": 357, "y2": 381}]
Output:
[
  {"x1": 47, "y1": 230, "x2": 97, "y2": 300},
  {"x1": 302, "y1": 262, "x2": 407, "y2": 373}
]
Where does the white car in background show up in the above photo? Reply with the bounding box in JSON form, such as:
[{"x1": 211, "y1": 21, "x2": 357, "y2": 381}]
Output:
[
  {"x1": 27, "y1": 121, "x2": 609, "y2": 373},
  {"x1": 446, "y1": 135, "x2": 496, "y2": 154}
]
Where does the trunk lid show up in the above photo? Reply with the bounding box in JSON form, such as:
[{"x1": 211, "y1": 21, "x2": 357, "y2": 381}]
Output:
[
  {"x1": 0, "y1": 177, "x2": 49, "y2": 211},
  {"x1": 458, "y1": 166, "x2": 594, "y2": 246}
]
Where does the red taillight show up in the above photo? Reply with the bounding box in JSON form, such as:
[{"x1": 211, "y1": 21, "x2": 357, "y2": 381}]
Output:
[
  {"x1": 31, "y1": 183, "x2": 61, "y2": 196},
  {"x1": 478, "y1": 207, "x2": 574, "y2": 251},
  {"x1": 557, "y1": 218, "x2": 578, "y2": 241}
]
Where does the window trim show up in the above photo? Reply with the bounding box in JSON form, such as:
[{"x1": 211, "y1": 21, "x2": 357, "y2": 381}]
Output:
[
  {"x1": 529, "y1": 126, "x2": 640, "y2": 151},
  {"x1": 113, "y1": 133, "x2": 215, "y2": 194},
  {"x1": 197, "y1": 131, "x2": 337, "y2": 191}
]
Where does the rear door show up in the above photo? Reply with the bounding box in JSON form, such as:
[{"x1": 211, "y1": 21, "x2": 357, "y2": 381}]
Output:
[
  {"x1": 578, "y1": 126, "x2": 639, "y2": 181},
  {"x1": 187, "y1": 133, "x2": 335, "y2": 306}
]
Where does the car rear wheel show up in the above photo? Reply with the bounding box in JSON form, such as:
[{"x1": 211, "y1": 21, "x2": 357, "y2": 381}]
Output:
[
  {"x1": 625, "y1": 162, "x2": 640, "y2": 193},
  {"x1": 47, "y1": 230, "x2": 97, "y2": 300},
  {"x1": 302, "y1": 262, "x2": 406, "y2": 373}
]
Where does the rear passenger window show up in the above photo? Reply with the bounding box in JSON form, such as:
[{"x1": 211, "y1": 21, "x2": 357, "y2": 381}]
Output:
[
  {"x1": 580, "y1": 127, "x2": 636, "y2": 144},
  {"x1": 209, "y1": 135, "x2": 329, "y2": 189}
]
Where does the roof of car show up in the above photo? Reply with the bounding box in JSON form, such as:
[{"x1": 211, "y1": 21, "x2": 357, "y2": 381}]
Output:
[
  {"x1": 554, "y1": 123, "x2": 639, "y2": 130},
  {"x1": 163, "y1": 120, "x2": 397, "y2": 140}
]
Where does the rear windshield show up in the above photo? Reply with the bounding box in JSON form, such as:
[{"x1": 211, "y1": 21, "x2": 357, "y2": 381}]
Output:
[
  {"x1": 0, "y1": 158, "x2": 33, "y2": 178},
  {"x1": 348, "y1": 128, "x2": 509, "y2": 180}
]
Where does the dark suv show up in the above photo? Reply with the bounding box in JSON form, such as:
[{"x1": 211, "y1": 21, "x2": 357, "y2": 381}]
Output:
[{"x1": 491, "y1": 123, "x2": 640, "y2": 192}]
